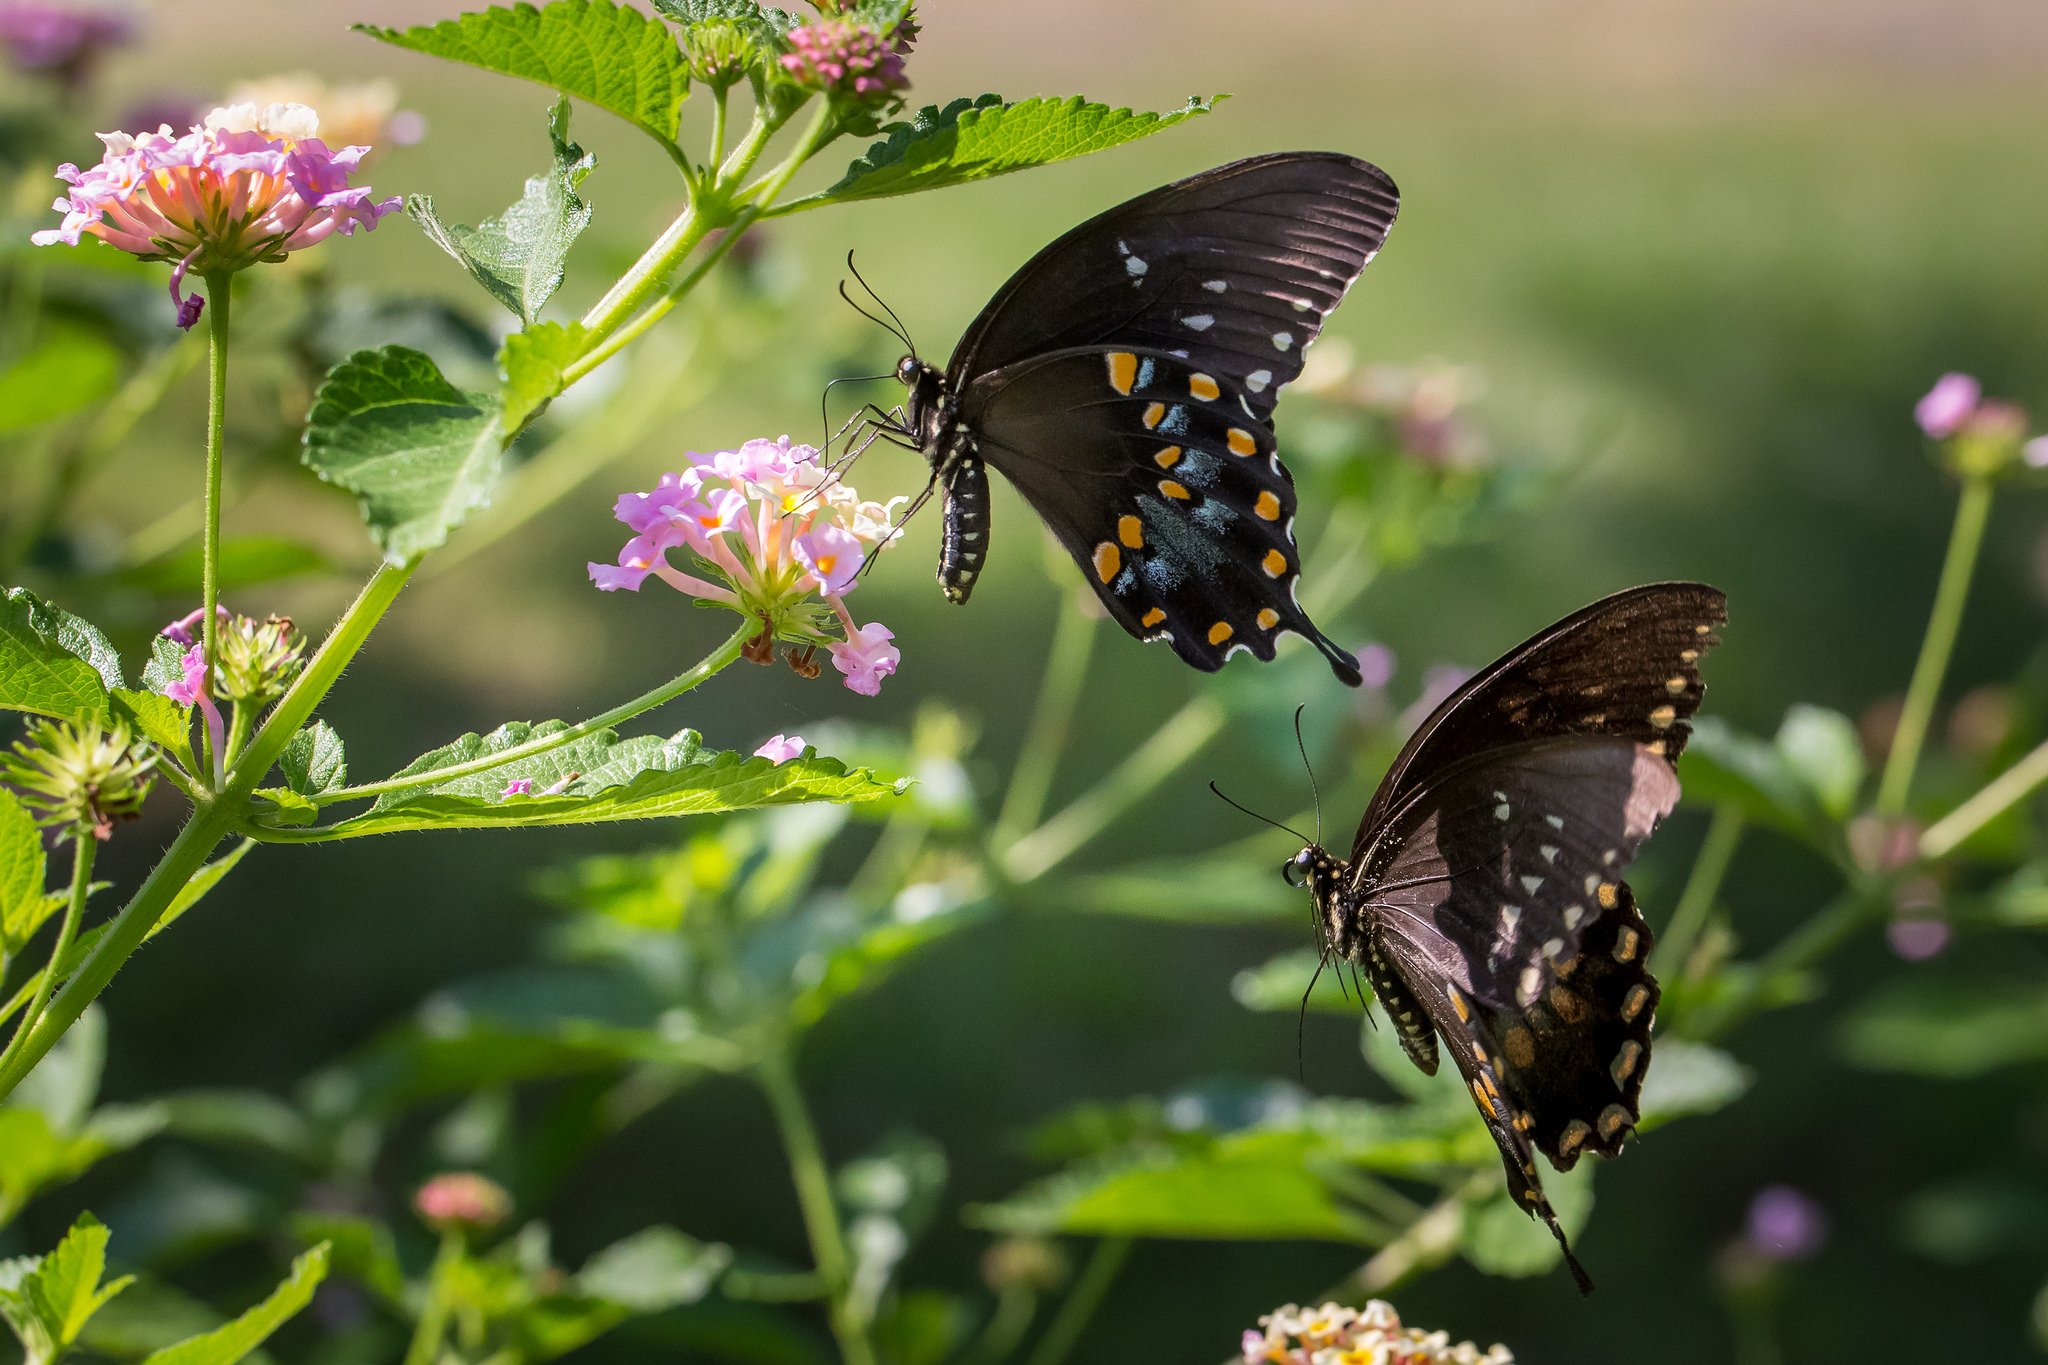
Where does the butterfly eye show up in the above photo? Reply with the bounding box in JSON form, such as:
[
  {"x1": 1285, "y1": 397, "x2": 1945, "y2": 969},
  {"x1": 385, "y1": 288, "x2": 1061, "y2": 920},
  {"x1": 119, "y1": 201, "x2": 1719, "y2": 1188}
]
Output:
[
  {"x1": 1282, "y1": 853, "x2": 1311, "y2": 888},
  {"x1": 895, "y1": 356, "x2": 920, "y2": 386}
]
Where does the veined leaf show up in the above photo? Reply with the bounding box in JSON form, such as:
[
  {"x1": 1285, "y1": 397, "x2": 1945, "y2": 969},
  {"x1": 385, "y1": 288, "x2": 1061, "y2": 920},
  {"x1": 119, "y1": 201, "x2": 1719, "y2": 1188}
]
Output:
[
  {"x1": 138, "y1": 1242, "x2": 328, "y2": 1365},
  {"x1": 281, "y1": 725, "x2": 901, "y2": 839},
  {"x1": 0, "y1": 588, "x2": 119, "y2": 723},
  {"x1": 360, "y1": 0, "x2": 690, "y2": 147},
  {"x1": 279, "y1": 722, "x2": 348, "y2": 798},
  {"x1": 776, "y1": 94, "x2": 1223, "y2": 215},
  {"x1": 301, "y1": 347, "x2": 506, "y2": 565},
  {"x1": 0, "y1": 791, "x2": 47, "y2": 956},
  {"x1": 0, "y1": 1213, "x2": 132, "y2": 1360},
  {"x1": 410, "y1": 98, "x2": 596, "y2": 324},
  {"x1": 500, "y1": 320, "x2": 592, "y2": 434},
  {"x1": 648, "y1": 0, "x2": 796, "y2": 43}
]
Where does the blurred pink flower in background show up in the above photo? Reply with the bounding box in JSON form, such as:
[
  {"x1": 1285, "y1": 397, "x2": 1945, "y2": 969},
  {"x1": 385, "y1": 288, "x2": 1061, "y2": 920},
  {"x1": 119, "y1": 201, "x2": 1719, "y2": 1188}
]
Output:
[
  {"x1": 31, "y1": 101, "x2": 400, "y2": 328},
  {"x1": 414, "y1": 1172, "x2": 511, "y2": 1232},
  {"x1": 0, "y1": 0, "x2": 133, "y2": 87},
  {"x1": 1745, "y1": 1184, "x2": 1827, "y2": 1260},
  {"x1": 1915, "y1": 373, "x2": 1981, "y2": 439}
]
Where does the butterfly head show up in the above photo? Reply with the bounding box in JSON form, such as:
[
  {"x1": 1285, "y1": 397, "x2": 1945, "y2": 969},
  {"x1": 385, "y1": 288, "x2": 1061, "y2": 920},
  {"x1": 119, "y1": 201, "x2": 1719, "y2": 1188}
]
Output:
[
  {"x1": 896, "y1": 355, "x2": 948, "y2": 450},
  {"x1": 1283, "y1": 845, "x2": 1360, "y2": 957}
]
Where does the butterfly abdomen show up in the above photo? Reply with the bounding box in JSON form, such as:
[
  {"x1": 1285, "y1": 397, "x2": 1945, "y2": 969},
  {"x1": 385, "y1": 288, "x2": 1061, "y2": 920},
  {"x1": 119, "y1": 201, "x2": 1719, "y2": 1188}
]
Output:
[{"x1": 938, "y1": 456, "x2": 991, "y2": 604}]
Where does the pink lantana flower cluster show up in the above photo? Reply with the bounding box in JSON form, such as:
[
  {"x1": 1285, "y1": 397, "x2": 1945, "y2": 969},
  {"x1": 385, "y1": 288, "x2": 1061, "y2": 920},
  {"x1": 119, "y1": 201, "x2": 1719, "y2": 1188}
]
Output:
[
  {"x1": 32, "y1": 100, "x2": 400, "y2": 328},
  {"x1": 779, "y1": 18, "x2": 909, "y2": 101},
  {"x1": 0, "y1": 0, "x2": 133, "y2": 86},
  {"x1": 591, "y1": 437, "x2": 905, "y2": 696},
  {"x1": 1241, "y1": 1301, "x2": 1511, "y2": 1365}
]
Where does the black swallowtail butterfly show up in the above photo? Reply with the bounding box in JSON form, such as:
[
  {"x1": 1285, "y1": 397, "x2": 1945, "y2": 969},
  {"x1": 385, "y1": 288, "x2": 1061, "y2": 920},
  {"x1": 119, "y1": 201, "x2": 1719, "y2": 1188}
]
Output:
[
  {"x1": 1281, "y1": 582, "x2": 1727, "y2": 1291},
  {"x1": 868, "y1": 152, "x2": 1399, "y2": 685}
]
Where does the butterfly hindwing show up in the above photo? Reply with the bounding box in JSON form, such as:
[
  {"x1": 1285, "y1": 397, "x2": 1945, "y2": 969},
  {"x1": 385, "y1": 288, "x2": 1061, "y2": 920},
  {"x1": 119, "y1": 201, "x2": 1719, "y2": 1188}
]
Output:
[
  {"x1": 1354, "y1": 736, "x2": 1680, "y2": 1292},
  {"x1": 1356, "y1": 582, "x2": 1727, "y2": 845},
  {"x1": 962, "y1": 345, "x2": 1359, "y2": 678},
  {"x1": 947, "y1": 152, "x2": 1400, "y2": 427}
]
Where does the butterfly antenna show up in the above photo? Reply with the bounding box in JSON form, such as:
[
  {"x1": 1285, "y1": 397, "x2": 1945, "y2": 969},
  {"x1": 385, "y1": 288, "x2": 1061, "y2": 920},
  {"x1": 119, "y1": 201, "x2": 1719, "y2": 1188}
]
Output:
[
  {"x1": 846, "y1": 250, "x2": 917, "y2": 355},
  {"x1": 1294, "y1": 704, "x2": 1322, "y2": 846},
  {"x1": 818, "y1": 372, "x2": 897, "y2": 458},
  {"x1": 1208, "y1": 781, "x2": 1312, "y2": 845},
  {"x1": 1297, "y1": 953, "x2": 1330, "y2": 1083},
  {"x1": 836, "y1": 279, "x2": 915, "y2": 354}
]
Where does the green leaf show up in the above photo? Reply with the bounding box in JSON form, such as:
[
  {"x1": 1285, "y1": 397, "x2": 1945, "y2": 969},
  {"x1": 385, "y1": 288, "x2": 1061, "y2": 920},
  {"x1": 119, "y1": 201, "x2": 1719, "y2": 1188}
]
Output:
[
  {"x1": 1773, "y1": 704, "x2": 1865, "y2": 822},
  {"x1": 278, "y1": 722, "x2": 347, "y2": 797},
  {"x1": 0, "y1": 588, "x2": 119, "y2": 723},
  {"x1": 0, "y1": 1213, "x2": 133, "y2": 1361},
  {"x1": 648, "y1": 0, "x2": 795, "y2": 41},
  {"x1": 573, "y1": 1228, "x2": 730, "y2": 1311},
  {"x1": 780, "y1": 94, "x2": 1222, "y2": 214},
  {"x1": 1231, "y1": 947, "x2": 1364, "y2": 1015},
  {"x1": 1057, "y1": 857, "x2": 1294, "y2": 924},
  {"x1": 1460, "y1": 1165, "x2": 1593, "y2": 1278},
  {"x1": 409, "y1": 98, "x2": 596, "y2": 325},
  {"x1": 140, "y1": 1242, "x2": 328, "y2": 1365},
  {"x1": 1681, "y1": 717, "x2": 1817, "y2": 839},
  {"x1": 1636, "y1": 1039, "x2": 1751, "y2": 1128},
  {"x1": 290, "y1": 1215, "x2": 406, "y2": 1309},
  {"x1": 112, "y1": 689, "x2": 194, "y2": 774},
  {"x1": 0, "y1": 790, "x2": 48, "y2": 955},
  {"x1": 13, "y1": 1004, "x2": 104, "y2": 1135},
  {"x1": 301, "y1": 347, "x2": 506, "y2": 565},
  {"x1": 0, "y1": 326, "x2": 121, "y2": 435},
  {"x1": 159, "y1": 1090, "x2": 314, "y2": 1164},
  {"x1": 1840, "y1": 977, "x2": 2048, "y2": 1077},
  {"x1": 360, "y1": 1, "x2": 689, "y2": 146},
  {"x1": 500, "y1": 320, "x2": 592, "y2": 434},
  {"x1": 295, "y1": 725, "x2": 901, "y2": 839}
]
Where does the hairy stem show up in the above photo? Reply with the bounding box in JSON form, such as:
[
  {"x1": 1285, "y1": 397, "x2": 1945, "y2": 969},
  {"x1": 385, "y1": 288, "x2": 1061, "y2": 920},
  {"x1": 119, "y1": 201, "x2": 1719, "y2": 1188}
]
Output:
[
  {"x1": 756, "y1": 1043, "x2": 876, "y2": 1365},
  {"x1": 1023, "y1": 1238, "x2": 1130, "y2": 1365},
  {"x1": 315, "y1": 620, "x2": 752, "y2": 806},
  {"x1": 1877, "y1": 475, "x2": 1995, "y2": 815},
  {"x1": 580, "y1": 202, "x2": 704, "y2": 345},
  {"x1": 0, "y1": 835, "x2": 94, "y2": 1087},
  {"x1": 200, "y1": 272, "x2": 233, "y2": 788},
  {"x1": 1920, "y1": 735, "x2": 2048, "y2": 859}
]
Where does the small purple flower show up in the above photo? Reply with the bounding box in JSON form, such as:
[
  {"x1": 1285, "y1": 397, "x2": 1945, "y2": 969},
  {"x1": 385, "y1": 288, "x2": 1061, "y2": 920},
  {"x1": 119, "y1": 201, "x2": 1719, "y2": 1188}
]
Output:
[
  {"x1": 1887, "y1": 916, "x2": 1949, "y2": 961},
  {"x1": 1915, "y1": 373, "x2": 1981, "y2": 439},
  {"x1": 829, "y1": 623, "x2": 898, "y2": 697},
  {"x1": 160, "y1": 603, "x2": 227, "y2": 646},
  {"x1": 779, "y1": 18, "x2": 909, "y2": 101},
  {"x1": 754, "y1": 734, "x2": 806, "y2": 764},
  {"x1": 162, "y1": 644, "x2": 206, "y2": 707},
  {"x1": 0, "y1": 0, "x2": 133, "y2": 87},
  {"x1": 501, "y1": 777, "x2": 535, "y2": 797},
  {"x1": 1745, "y1": 1185, "x2": 1826, "y2": 1261},
  {"x1": 795, "y1": 524, "x2": 864, "y2": 595},
  {"x1": 2024, "y1": 435, "x2": 2048, "y2": 469},
  {"x1": 1353, "y1": 641, "x2": 1396, "y2": 690}
]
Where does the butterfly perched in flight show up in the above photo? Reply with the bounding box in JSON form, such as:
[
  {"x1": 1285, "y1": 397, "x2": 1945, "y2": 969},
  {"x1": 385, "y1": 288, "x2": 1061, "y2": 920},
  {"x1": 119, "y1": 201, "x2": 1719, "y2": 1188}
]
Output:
[
  {"x1": 864, "y1": 152, "x2": 1399, "y2": 685},
  {"x1": 1280, "y1": 583, "x2": 1727, "y2": 1291}
]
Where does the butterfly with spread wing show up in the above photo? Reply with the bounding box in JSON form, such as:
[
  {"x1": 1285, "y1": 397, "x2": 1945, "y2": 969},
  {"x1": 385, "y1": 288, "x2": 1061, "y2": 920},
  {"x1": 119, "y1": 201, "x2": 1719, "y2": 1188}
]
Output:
[
  {"x1": 853, "y1": 151, "x2": 1399, "y2": 685},
  {"x1": 1279, "y1": 582, "x2": 1727, "y2": 1292}
]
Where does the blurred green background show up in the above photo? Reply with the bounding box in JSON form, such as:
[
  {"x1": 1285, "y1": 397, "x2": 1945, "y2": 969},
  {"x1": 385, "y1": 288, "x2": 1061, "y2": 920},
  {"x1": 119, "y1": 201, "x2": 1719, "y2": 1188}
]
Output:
[{"x1": 14, "y1": 0, "x2": 2048, "y2": 1360}]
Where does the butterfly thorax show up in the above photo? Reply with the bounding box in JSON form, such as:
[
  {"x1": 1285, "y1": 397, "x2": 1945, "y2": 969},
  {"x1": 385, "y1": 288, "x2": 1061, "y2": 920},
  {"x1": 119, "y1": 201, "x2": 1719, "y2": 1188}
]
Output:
[
  {"x1": 1287, "y1": 844, "x2": 1443, "y2": 1075},
  {"x1": 898, "y1": 356, "x2": 992, "y2": 604}
]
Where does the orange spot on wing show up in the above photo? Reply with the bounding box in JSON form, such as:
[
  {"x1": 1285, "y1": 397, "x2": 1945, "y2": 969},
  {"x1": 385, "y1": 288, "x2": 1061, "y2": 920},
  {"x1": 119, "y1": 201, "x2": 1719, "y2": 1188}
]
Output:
[
  {"x1": 1118, "y1": 515, "x2": 1144, "y2": 549},
  {"x1": 1256, "y1": 608, "x2": 1279, "y2": 630},
  {"x1": 1092, "y1": 542, "x2": 1120, "y2": 583},
  {"x1": 1140, "y1": 608, "x2": 1167, "y2": 628},
  {"x1": 1207, "y1": 621, "x2": 1233, "y2": 646},
  {"x1": 1141, "y1": 402, "x2": 1166, "y2": 429},
  {"x1": 1226, "y1": 428, "x2": 1258, "y2": 456},
  {"x1": 1105, "y1": 351, "x2": 1138, "y2": 395},
  {"x1": 1254, "y1": 491, "x2": 1282, "y2": 521},
  {"x1": 1159, "y1": 480, "x2": 1191, "y2": 500},
  {"x1": 1153, "y1": 446, "x2": 1183, "y2": 469},
  {"x1": 1262, "y1": 549, "x2": 1288, "y2": 577},
  {"x1": 1189, "y1": 372, "x2": 1220, "y2": 400}
]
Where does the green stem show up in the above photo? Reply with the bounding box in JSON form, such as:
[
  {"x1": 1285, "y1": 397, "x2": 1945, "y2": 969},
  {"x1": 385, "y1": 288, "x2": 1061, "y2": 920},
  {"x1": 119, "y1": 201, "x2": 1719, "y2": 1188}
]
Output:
[
  {"x1": 994, "y1": 599, "x2": 1099, "y2": 847},
  {"x1": 402, "y1": 1230, "x2": 464, "y2": 1365},
  {"x1": 0, "y1": 562, "x2": 414, "y2": 1102},
  {"x1": 580, "y1": 202, "x2": 704, "y2": 345},
  {"x1": 0, "y1": 836, "x2": 94, "y2": 1087},
  {"x1": 756, "y1": 1043, "x2": 876, "y2": 1365},
  {"x1": 1660, "y1": 804, "x2": 1745, "y2": 977},
  {"x1": 1329, "y1": 1171, "x2": 1495, "y2": 1302},
  {"x1": 707, "y1": 83, "x2": 729, "y2": 176},
  {"x1": 200, "y1": 272, "x2": 233, "y2": 789},
  {"x1": 1877, "y1": 475, "x2": 1995, "y2": 816},
  {"x1": 562, "y1": 221, "x2": 730, "y2": 386},
  {"x1": 958, "y1": 1286, "x2": 1037, "y2": 1365},
  {"x1": 223, "y1": 700, "x2": 254, "y2": 770},
  {"x1": 1002, "y1": 697, "x2": 1228, "y2": 883},
  {"x1": 1920, "y1": 735, "x2": 2048, "y2": 859},
  {"x1": 316, "y1": 620, "x2": 751, "y2": 806},
  {"x1": 1022, "y1": 1238, "x2": 1130, "y2": 1365}
]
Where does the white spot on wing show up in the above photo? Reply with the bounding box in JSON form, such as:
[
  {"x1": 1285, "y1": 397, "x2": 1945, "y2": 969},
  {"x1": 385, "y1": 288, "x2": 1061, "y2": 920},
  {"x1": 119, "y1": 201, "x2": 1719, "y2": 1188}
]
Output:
[
  {"x1": 1245, "y1": 369, "x2": 1272, "y2": 393},
  {"x1": 1203, "y1": 278, "x2": 1228, "y2": 292},
  {"x1": 1520, "y1": 874, "x2": 1544, "y2": 895},
  {"x1": 1493, "y1": 802, "x2": 1510, "y2": 821},
  {"x1": 1544, "y1": 814, "x2": 1565, "y2": 831},
  {"x1": 1518, "y1": 965, "x2": 1542, "y2": 1005},
  {"x1": 1540, "y1": 844, "x2": 1559, "y2": 863},
  {"x1": 1272, "y1": 330, "x2": 1294, "y2": 351},
  {"x1": 1563, "y1": 904, "x2": 1586, "y2": 930},
  {"x1": 1183, "y1": 314, "x2": 1215, "y2": 332}
]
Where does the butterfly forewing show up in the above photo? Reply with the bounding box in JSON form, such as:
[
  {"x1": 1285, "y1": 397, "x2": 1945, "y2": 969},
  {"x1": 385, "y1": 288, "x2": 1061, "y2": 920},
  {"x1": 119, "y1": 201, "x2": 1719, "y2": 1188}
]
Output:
[
  {"x1": 1355, "y1": 582, "x2": 1727, "y2": 847},
  {"x1": 963, "y1": 346, "x2": 1358, "y2": 677},
  {"x1": 948, "y1": 152, "x2": 1400, "y2": 428}
]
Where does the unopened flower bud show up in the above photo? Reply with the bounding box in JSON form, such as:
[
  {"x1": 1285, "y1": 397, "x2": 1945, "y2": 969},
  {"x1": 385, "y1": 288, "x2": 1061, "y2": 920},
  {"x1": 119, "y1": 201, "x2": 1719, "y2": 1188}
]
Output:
[
  {"x1": 0, "y1": 716, "x2": 156, "y2": 841},
  {"x1": 413, "y1": 1172, "x2": 510, "y2": 1233},
  {"x1": 214, "y1": 614, "x2": 305, "y2": 706}
]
